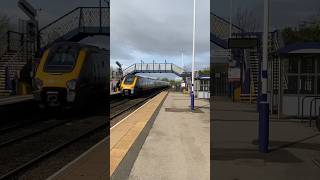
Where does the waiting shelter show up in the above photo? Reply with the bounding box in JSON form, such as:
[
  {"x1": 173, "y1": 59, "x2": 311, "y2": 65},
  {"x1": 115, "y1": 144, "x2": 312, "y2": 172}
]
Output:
[{"x1": 278, "y1": 42, "x2": 320, "y2": 117}]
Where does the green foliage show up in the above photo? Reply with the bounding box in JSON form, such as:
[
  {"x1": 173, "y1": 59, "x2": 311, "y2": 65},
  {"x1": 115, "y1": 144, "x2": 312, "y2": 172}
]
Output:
[
  {"x1": 282, "y1": 11, "x2": 320, "y2": 45},
  {"x1": 282, "y1": 26, "x2": 320, "y2": 45},
  {"x1": 161, "y1": 77, "x2": 169, "y2": 82},
  {"x1": 198, "y1": 69, "x2": 210, "y2": 75}
]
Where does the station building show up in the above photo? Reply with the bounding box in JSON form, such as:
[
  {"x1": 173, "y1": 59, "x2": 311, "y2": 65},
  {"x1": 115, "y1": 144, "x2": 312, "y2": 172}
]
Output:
[
  {"x1": 194, "y1": 73, "x2": 210, "y2": 99},
  {"x1": 278, "y1": 42, "x2": 320, "y2": 117}
]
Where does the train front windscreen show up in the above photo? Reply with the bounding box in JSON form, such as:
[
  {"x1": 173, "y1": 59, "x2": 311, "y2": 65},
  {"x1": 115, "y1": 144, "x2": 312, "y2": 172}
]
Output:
[
  {"x1": 124, "y1": 75, "x2": 135, "y2": 84},
  {"x1": 44, "y1": 45, "x2": 79, "y2": 73}
]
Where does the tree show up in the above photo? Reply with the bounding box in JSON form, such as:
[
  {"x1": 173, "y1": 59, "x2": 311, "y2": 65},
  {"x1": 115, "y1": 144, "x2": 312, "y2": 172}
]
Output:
[
  {"x1": 282, "y1": 10, "x2": 320, "y2": 45},
  {"x1": 198, "y1": 68, "x2": 210, "y2": 75}
]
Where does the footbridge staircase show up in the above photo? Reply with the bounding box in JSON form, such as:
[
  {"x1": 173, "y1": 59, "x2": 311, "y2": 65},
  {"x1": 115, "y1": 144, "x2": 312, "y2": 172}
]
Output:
[{"x1": 210, "y1": 13, "x2": 283, "y2": 103}]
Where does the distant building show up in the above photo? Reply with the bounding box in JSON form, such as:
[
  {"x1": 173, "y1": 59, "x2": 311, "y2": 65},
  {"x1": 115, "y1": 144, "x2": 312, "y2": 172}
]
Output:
[{"x1": 194, "y1": 71, "x2": 210, "y2": 99}]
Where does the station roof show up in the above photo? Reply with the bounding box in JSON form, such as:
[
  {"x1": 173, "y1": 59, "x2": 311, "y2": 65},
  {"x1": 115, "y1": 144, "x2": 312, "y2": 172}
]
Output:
[
  {"x1": 196, "y1": 74, "x2": 210, "y2": 80},
  {"x1": 278, "y1": 42, "x2": 320, "y2": 55}
]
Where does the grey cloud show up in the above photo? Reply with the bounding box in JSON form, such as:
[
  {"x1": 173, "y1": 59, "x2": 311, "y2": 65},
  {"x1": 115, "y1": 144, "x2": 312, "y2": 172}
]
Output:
[
  {"x1": 212, "y1": 0, "x2": 320, "y2": 30},
  {"x1": 111, "y1": 0, "x2": 210, "y2": 63}
]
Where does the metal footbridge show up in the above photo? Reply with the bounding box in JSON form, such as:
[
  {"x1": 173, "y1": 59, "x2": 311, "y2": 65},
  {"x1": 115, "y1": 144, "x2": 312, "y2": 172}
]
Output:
[
  {"x1": 210, "y1": 13, "x2": 244, "y2": 49},
  {"x1": 39, "y1": 6, "x2": 110, "y2": 48},
  {"x1": 123, "y1": 62, "x2": 189, "y2": 77}
]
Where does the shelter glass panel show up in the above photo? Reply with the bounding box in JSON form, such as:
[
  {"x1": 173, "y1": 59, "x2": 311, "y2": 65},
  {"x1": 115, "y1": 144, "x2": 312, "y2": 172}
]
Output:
[
  {"x1": 285, "y1": 58, "x2": 299, "y2": 73},
  {"x1": 300, "y1": 76, "x2": 315, "y2": 94},
  {"x1": 318, "y1": 58, "x2": 320, "y2": 73},
  {"x1": 284, "y1": 75, "x2": 298, "y2": 94},
  {"x1": 318, "y1": 76, "x2": 320, "y2": 94}
]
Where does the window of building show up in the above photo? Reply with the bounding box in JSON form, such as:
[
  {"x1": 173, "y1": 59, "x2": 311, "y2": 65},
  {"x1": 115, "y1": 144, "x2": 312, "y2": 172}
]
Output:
[
  {"x1": 301, "y1": 57, "x2": 315, "y2": 73},
  {"x1": 200, "y1": 79, "x2": 209, "y2": 91}
]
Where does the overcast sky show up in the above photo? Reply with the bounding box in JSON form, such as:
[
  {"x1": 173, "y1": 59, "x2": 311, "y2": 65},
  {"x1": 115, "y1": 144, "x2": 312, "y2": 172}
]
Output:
[
  {"x1": 111, "y1": 0, "x2": 210, "y2": 73},
  {"x1": 212, "y1": 0, "x2": 320, "y2": 31},
  {"x1": 1, "y1": 0, "x2": 319, "y2": 76},
  {"x1": 211, "y1": 0, "x2": 320, "y2": 63}
]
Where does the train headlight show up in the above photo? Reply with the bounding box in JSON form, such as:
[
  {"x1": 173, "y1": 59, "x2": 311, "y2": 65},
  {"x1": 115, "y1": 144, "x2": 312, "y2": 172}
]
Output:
[
  {"x1": 35, "y1": 78, "x2": 43, "y2": 90},
  {"x1": 66, "y1": 79, "x2": 77, "y2": 91}
]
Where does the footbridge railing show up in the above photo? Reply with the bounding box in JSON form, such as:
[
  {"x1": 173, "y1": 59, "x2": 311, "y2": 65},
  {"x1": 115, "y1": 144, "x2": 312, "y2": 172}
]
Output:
[
  {"x1": 39, "y1": 7, "x2": 110, "y2": 48},
  {"x1": 210, "y1": 13, "x2": 244, "y2": 49},
  {"x1": 123, "y1": 63, "x2": 186, "y2": 77}
]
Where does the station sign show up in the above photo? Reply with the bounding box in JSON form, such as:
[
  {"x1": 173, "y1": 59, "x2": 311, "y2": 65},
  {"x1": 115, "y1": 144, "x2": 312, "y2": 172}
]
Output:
[
  {"x1": 228, "y1": 38, "x2": 258, "y2": 49},
  {"x1": 18, "y1": 0, "x2": 37, "y2": 20}
]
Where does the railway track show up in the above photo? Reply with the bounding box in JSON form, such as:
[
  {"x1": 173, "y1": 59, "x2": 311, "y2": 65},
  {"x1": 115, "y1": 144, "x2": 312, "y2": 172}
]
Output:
[{"x1": 0, "y1": 89, "x2": 166, "y2": 179}]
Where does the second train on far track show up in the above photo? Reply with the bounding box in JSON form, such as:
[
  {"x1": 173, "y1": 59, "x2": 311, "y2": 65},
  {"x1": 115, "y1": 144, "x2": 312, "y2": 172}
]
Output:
[{"x1": 120, "y1": 74, "x2": 169, "y2": 96}]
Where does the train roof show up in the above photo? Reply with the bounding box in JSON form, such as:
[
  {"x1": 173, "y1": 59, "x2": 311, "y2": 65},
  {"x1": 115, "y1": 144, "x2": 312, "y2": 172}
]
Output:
[
  {"x1": 125, "y1": 74, "x2": 168, "y2": 82},
  {"x1": 50, "y1": 41, "x2": 109, "y2": 53},
  {"x1": 126, "y1": 74, "x2": 156, "y2": 79}
]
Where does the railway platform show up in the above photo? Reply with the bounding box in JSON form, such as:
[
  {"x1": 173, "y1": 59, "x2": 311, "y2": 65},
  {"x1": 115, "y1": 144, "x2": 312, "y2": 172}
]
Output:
[
  {"x1": 47, "y1": 91, "x2": 169, "y2": 180},
  {"x1": 212, "y1": 97, "x2": 320, "y2": 180},
  {"x1": 127, "y1": 92, "x2": 210, "y2": 180},
  {"x1": 46, "y1": 91, "x2": 210, "y2": 180}
]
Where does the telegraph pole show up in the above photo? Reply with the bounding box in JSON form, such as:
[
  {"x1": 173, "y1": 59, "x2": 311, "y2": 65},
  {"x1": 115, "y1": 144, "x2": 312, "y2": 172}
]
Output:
[
  {"x1": 259, "y1": 0, "x2": 270, "y2": 153},
  {"x1": 191, "y1": 0, "x2": 196, "y2": 111}
]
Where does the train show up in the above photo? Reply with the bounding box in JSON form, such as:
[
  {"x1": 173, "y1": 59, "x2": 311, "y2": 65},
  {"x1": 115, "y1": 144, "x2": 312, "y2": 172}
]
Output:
[
  {"x1": 120, "y1": 74, "x2": 170, "y2": 96},
  {"x1": 33, "y1": 42, "x2": 109, "y2": 108}
]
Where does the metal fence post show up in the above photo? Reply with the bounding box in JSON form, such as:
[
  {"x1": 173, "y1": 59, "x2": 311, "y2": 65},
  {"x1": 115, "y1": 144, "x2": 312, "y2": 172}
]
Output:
[{"x1": 7, "y1": 31, "x2": 10, "y2": 51}]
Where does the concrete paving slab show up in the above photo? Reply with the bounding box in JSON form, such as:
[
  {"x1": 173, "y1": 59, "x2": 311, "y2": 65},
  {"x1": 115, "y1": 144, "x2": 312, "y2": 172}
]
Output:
[
  {"x1": 111, "y1": 91, "x2": 168, "y2": 180},
  {"x1": 128, "y1": 92, "x2": 210, "y2": 180},
  {"x1": 212, "y1": 99, "x2": 320, "y2": 180}
]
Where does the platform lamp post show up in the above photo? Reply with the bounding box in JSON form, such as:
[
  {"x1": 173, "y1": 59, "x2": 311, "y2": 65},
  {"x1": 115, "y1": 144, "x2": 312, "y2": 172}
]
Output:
[
  {"x1": 259, "y1": 0, "x2": 270, "y2": 153},
  {"x1": 190, "y1": 0, "x2": 196, "y2": 111},
  {"x1": 181, "y1": 50, "x2": 184, "y2": 69}
]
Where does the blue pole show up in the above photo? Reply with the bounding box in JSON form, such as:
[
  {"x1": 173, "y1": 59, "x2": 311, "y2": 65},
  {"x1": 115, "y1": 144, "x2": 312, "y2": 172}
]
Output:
[
  {"x1": 259, "y1": 0, "x2": 269, "y2": 153},
  {"x1": 191, "y1": 90, "x2": 194, "y2": 110}
]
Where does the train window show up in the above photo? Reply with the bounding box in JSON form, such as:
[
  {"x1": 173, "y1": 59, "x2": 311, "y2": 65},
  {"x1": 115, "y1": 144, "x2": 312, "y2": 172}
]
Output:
[{"x1": 45, "y1": 46, "x2": 78, "y2": 72}]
